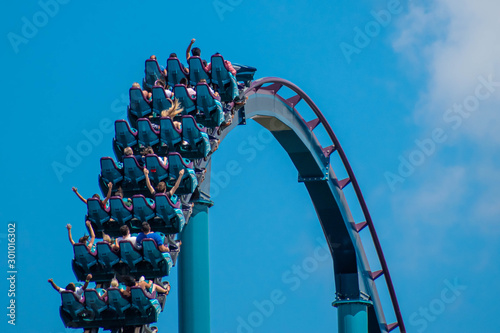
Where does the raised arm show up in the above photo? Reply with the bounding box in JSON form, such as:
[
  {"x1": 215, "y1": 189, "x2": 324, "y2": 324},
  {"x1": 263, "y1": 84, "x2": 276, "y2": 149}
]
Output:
[
  {"x1": 72, "y1": 187, "x2": 87, "y2": 204},
  {"x1": 82, "y1": 274, "x2": 93, "y2": 290},
  {"x1": 186, "y1": 38, "x2": 195, "y2": 61},
  {"x1": 48, "y1": 278, "x2": 62, "y2": 292},
  {"x1": 66, "y1": 224, "x2": 75, "y2": 246},
  {"x1": 86, "y1": 221, "x2": 96, "y2": 248},
  {"x1": 143, "y1": 168, "x2": 156, "y2": 195},
  {"x1": 102, "y1": 182, "x2": 113, "y2": 206},
  {"x1": 168, "y1": 169, "x2": 185, "y2": 197}
]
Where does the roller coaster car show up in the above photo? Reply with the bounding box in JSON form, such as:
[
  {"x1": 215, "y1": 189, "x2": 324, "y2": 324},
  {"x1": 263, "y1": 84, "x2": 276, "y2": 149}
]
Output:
[
  {"x1": 167, "y1": 153, "x2": 198, "y2": 195},
  {"x1": 72, "y1": 244, "x2": 115, "y2": 283},
  {"x1": 59, "y1": 291, "x2": 90, "y2": 328},
  {"x1": 115, "y1": 120, "x2": 138, "y2": 150},
  {"x1": 143, "y1": 59, "x2": 166, "y2": 92},
  {"x1": 210, "y1": 54, "x2": 238, "y2": 102},
  {"x1": 83, "y1": 289, "x2": 108, "y2": 321},
  {"x1": 100, "y1": 157, "x2": 124, "y2": 185},
  {"x1": 159, "y1": 117, "x2": 182, "y2": 154},
  {"x1": 141, "y1": 239, "x2": 173, "y2": 274},
  {"x1": 137, "y1": 118, "x2": 160, "y2": 149},
  {"x1": 154, "y1": 193, "x2": 186, "y2": 234},
  {"x1": 179, "y1": 115, "x2": 211, "y2": 159},
  {"x1": 128, "y1": 87, "x2": 152, "y2": 118},
  {"x1": 119, "y1": 240, "x2": 172, "y2": 279},
  {"x1": 195, "y1": 83, "x2": 224, "y2": 128},
  {"x1": 173, "y1": 84, "x2": 197, "y2": 114},
  {"x1": 188, "y1": 56, "x2": 211, "y2": 85},
  {"x1": 151, "y1": 85, "x2": 173, "y2": 117}
]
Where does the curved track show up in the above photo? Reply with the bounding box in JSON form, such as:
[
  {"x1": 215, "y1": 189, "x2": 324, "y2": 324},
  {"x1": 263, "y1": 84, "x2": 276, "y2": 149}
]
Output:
[{"x1": 214, "y1": 77, "x2": 405, "y2": 333}]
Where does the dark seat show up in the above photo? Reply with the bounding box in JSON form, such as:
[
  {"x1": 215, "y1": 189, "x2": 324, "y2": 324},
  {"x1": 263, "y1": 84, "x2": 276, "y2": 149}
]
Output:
[
  {"x1": 119, "y1": 240, "x2": 143, "y2": 271},
  {"x1": 86, "y1": 198, "x2": 110, "y2": 227},
  {"x1": 180, "y1": 115, "x2": 211, "y2": 158},
  {"x1": 144, "y1": 154, "x2": 169, "y2": 184},
  {"x1": 132, "y1": 194, "x2": 156, "y2": 223},
  {"x1": 155, "y1": 193, "x2": 185, "y2": 234},
  {"x1": 73, "y1": 244, "x2": 98, "y2": 272},
  {"x1": 114, "y1": 120, "x2": 138, "y2": 149},
  {"x1": 60, "y1": 291, "x2": 87, "y2": 326},
  {"x1": 173, "y1": 84, "x2": 197, "y2": 114},
  {"x1": 143, "y1": 59, "x2": 166, "y2": 91},
  {"x1": 210, "y1": 54, "x2": 238, "y2": 102},
  {"x1": 84, "y1": 289, "x2": 108, "y2": 320},
  {"x1": 130, "y1": 287, "x2": 161, "y2": 321},
  {"x1": 151, "y1": 85, "x2": 173, "y2": 117},
  {"x1": 100, "y1": 157, "x2": 123, "y2": 185},
  {"x1": 109, "y1": 196, "x2": 133, "y2": 224},
  {"x1": 195, "y1": 82, "x2": 224, "y2": 127},
  {"x1": 166, "y1": 57, "x2": 189, "y2": 87},
  {"x1": 123, "y1": 156, "x2": 145, "y2": 190},
  {"x1": 106, "y1": 288, "x2": 131, "y2": 321},
  {"x1": 159, "y1": 117, "x2": 182, "y2": 153},
  {"x1": 142, "y1": 239, "x2": 172, "y2": 275},
  {"x1": 167, "y1": 153, "x2": 198, "y2": 195},
  {"x1": 137, "y1": 118, "x2": 160, "y2": 148},
  {"x1": 96, "y1": 242, "x2": 120, "y2": 270},
  {"x1": 188, "y1": 56, "x2": 211, "y2": 85},
  {"x1": 128, "y1": 87, "x2": 152, "y2": 118}
]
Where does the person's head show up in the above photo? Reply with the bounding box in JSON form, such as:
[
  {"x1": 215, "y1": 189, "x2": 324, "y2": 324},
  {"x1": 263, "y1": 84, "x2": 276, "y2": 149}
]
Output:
[
  {"x1": 180, "y1": 77, "x2": 187, "y2": 86},
  {"x1": 78, "y1": 235, "x2": 89, "y2": 244},
  {"x1": 122, "y1": 275, "x2": 136, "y2": 287},
  {"x1": 156, "y1": 181, "x2": 167, "y2": 193},
  {"x1": 115, "y1": 187, "x2": 124, "y2": 198},
  {"x1": 192, "y1": 47, "x2": 201, "y2": 57},
  {"x1": 155, "y1": 79, "x2": 166, "y2": 88},
  {"x1": 132, "y1": 82, "x2": 141, "y2": 89},
  {"x1": 123, "y1": 147, "x2": 133, "y2": 156},
  {"x1": 141, "y1": 146, "x2": 154, "y2": 156},
  {"x1": 110, "y1": 278, "x2": 119, "y2": 288},
  {"x1": 141, "y1": 222, "x2": 151, "y2": 233},
  {"x1": 65, "y1": 283, "x2": 76, "y2": 292},
  {"x1": 199, "y1": 79, "x2": 207, "y2": 84},
  {"x1": 119, "y1": 225, "x2": 130, "y2": 237},
  {"x1": 169, "y1": 53, "x2": 177, "y2": 58},
  {"x1": 150, "y1": 55, "x2": 157, "y2": 60},
  {"x1": 92, "y1": 193, "x2": 101, "y2": 200}
]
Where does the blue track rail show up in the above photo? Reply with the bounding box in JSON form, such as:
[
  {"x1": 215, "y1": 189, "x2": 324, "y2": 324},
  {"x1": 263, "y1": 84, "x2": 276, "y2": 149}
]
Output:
[{"x1": 217, "y1": 77, "x2": 405, "y2": 333}]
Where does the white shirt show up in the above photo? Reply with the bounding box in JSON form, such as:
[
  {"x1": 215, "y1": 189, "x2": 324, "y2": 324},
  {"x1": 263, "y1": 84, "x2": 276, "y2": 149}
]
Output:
[{"x1": 117, "y1": 236, "x2": 137, "y2": 248}]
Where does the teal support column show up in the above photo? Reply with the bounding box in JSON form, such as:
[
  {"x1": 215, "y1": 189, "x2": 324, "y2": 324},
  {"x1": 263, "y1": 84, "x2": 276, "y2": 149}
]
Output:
[
  {"x1": 332, "y1": 299, "x2": 372, "y2": 333},
  {"x1": 178, "y1": 203, "x2": 211, "y2": 333}
]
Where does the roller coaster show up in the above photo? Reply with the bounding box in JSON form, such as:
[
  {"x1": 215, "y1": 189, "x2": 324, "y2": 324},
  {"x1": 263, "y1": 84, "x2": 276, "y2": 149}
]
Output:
[{"x1": 52, "y1": 50, "x2": 406, "y2": 333}]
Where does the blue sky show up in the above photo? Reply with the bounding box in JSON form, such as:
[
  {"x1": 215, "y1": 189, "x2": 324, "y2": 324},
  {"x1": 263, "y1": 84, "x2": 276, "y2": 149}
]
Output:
[{"x1": 1, "y1": 0, "x2": 499, "y2": 332}]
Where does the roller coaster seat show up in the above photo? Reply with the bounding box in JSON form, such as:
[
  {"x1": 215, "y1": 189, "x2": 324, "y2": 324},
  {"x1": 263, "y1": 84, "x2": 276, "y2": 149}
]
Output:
[
  {"x1": 154, "y1": 193, "x2": 185, "y2": 234},
  {"x1": 109, "y1": 196, "x2": 134, "y2": 224},
  {"x1": 166, "y1": 57, "x2": 189, "y2": 87},
  {"x1": 130, "y1": 286, "x2": 161, "y2": 320},
  {"x1": 180, "y1": 115, "x2": 211, "y2": 158},
  {"x1": 114, "y1": 120, "x2": 138, "y2": 149},
  {"x1": 96, "y1": 241, "x2": 120, "y2": 270},
  {"x1": 137, "y1": 118, "x2": 160, "y2": 148},
  {"x1": 100, "y1": 157, "x2": 123, "y2": 185},
  {"x1": 132, "y1": 194, "x2": 156, "y2": 223},
  {"x1": 166, "y1": 153, "x2": 197, "y2": 195},
  {"x1": 144, "y1": 59, "x2": 165, "y2": 91},
  {"x1": 129, "y1": 87, "x2": 152, "y2": 118},
  {"x1": 144, "y1": 154, "x2": 169, "y2": 185},
  {"x1": 196, "y1": 82, "x2": 224, "y2": 127},
  {"x1": 159, "y1": 117, "x2": 182, "y2": 153},
  {"x1": 173, "y1": 84, "x2": 197, "y2": 114},
  {"x1": 123, "y1": 156, "x2": 146, "y2": 189},
  {"x1": 86, "y1": 198, "x2": 110, "y2": 227},
  {"x1": 151, "y1": 85, "x2": 173, "y2": 117},
  {"x1": 188, "y1": 56, "x2": 211, "y2": 86}
]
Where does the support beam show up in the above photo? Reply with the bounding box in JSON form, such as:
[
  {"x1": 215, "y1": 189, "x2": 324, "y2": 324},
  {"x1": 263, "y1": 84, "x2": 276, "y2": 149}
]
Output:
[
  {"x1": 332, "y1": 299, "x2": 372, "y2": 333},
  {"x1": 178, "y1": 203, "x2": 211, "y2": 333}
]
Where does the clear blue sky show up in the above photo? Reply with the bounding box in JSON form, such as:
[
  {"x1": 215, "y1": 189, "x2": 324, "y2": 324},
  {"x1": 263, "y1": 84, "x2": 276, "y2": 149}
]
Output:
[{"x1": 1, "y1": 0, "x2": 499, "y2": 332}]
